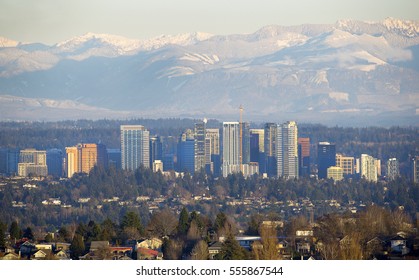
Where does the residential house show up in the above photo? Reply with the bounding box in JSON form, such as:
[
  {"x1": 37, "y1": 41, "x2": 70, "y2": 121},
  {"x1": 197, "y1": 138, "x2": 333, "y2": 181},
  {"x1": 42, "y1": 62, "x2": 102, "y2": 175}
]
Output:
[
  {"x1": 135, "y1": 238, "x2": 163, "y2": 250},
  {"x1": 389, "y1": 235, "x2": 409, "y2": 255},
  {"x1": 208, "y1": 241, "x2": 222, "y2": 260},
  {"x1": 137, "y1": 247, "x2": 162, "y2": 260},
  {"x1": 55, "y1": 249, "x2": 70, "y2": 260},
  {"x1": 19, "y1": 241, "x2": 37, "y2": 259},
  {"x1": 110, "y1": 246, "x2": 133, "y2": 260},
  {"x1": 2, "y1": 252, "x2": 19, "y2": 260}
]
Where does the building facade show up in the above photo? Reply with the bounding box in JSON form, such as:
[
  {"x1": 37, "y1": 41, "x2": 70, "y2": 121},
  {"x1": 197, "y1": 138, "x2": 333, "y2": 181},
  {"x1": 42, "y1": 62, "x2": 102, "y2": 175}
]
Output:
[
  {"x1": 298, "y1": 137, "x2": 310, "y2": 177},
  {"x1": 194, "y1": 120, "x2": 207, "y2": 172},
  {"x1": 327, "y1": 166, "x2": 344, "y2": 181},
  {"x1": 317, "y1": 142, "x2": 336, "y2": 179},
  {"x1": 121, "y1": 125, "x2": 150, "y2": 170},
  {"x1": 386, "y1": 158, "x2": 399, "y2": 181},
  {"x1": 336, "y1": 154, "x2": 355, "y2": 176},
  {"x1": 277, "y1": 121, "x2": 298, "y2": 179},
  {"x1": 222, "y1": 122, "x2": 240, "y2": 177},
  {"x1": 264, "y1": 123, "x2": 277, "y2": 177},
  {"x1": 18, "y1": 149, "x2": 48, "y2": 177},
  {"x1": 361, "y1": 154, "x2": 378, "y2": 182},
  {"x1": 65, "y1": 143, "x2": 107, "y2": 177}
]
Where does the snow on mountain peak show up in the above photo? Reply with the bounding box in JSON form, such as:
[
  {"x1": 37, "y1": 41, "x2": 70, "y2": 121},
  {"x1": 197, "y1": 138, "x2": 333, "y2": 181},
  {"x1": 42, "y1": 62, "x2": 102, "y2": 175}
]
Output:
[
  {"x1": 0, "y1": 36, "x2": 20, "y2": 48},
  {"x1": 382, "y1": 17, "x2": 419, "y2": 37},
  {"x1": 55, "y1": 32, "x2": 141, "y2": 53}
]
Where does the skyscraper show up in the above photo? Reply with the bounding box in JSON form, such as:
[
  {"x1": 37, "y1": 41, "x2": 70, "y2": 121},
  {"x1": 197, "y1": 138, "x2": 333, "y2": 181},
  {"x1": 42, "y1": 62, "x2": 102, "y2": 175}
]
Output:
[
  {"x1": 264, "y1": 123, "x2": 277, "y2": 177},
  {"x1": 413, "y1": 156, "x2": 419, "y2": 183},
  {"x1": 206, "y1": 128, "x2": 221, "y2": 176},
  {"x1": 222, "y1": 122, "x2": 240, "y2": 177},
  {"x1": 361, "y1": 154, "x2": 378, "y2": 182},
  {"x1": 241, "y1": 122, "x2": 250, "y2": 164},
  {"x1": 386, "y1": 158, "x2": 400, "y2": 181},
  {"x1": 277, "y1": 121, "x2": 298, "y2": 179},
  {"x1": 336, "y1": 154, "x2": 355, "y2": 176},
  {"x1": 298, "y1": 137, "x2": 310, "y2": 177},
  {"x1": 194, "y1": 120, "x2": 206, "y2": 172},
  {"x1": 18, "y1": 149, "x2": 48, "y2": 177},
  {"x1": 121, "y1": 125, "x2": 150, "y2": 170},
  {"x1": 65, "y1": 143, "x2": 107, "y2": 177},
  {"x1": 250, "y1": 129, "x2": 265, "y2": 172},
  {"x1": 317, "y1": 142, "x2": 336, "y2": 179},
  {"x1": 177, "y1": 129, "x2": 195, "y2": 174},
  {"x1": 47, "y1": 148, "x2": 63, "y2": 178},
  {"x1": 149, "y1": 136, "x2": 163, "y2": 168}
]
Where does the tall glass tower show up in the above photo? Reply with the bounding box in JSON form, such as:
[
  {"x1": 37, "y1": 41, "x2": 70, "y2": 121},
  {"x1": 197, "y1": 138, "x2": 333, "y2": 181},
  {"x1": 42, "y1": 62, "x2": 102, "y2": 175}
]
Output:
[
  {"x1": 277, "y1": 121, "x2": 299, "y2": 179},
  {"x1": 222, "y1": 122, "x2": 240, "y2": 177},
  {"x1": 121, "y1": 125, "x2": 150, "y2": 170}
]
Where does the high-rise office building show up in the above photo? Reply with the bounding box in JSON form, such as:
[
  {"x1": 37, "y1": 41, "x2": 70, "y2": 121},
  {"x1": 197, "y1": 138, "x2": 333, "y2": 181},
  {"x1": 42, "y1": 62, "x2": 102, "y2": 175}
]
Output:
[
  {"x1": 107, "y1": 148, "x2": 122, "y2": 169},
  {"x1": 206, "y1": 128, "x2": 220, "y2": 176},
  {"x1": 194, "y1": 120, "x2": 206, "y2": 172},
  {"x1": 298, "y1": 137, "x2": 310, "y2": 177},
  {"x1": 121, "y1": 125, "x2": 150, "y2": 170},
  {"x1": 65, "y1": 143, "x2": 107, "y2": 177},
  {"x1": 317, "y1": 142, "x2": 336, "y2": 179},
  {"x1": 277, "y1": 121, "x2": 298, "y2": 179},
  {"x1": 336, "y1": 154, "x2": 355, "y2": 176},
  {"x1": 222, "y1": 122, "x2": 240, "y2": 177},
  {"x1": 0, "y1": 148, "x2": 19, "y2": 176},
  {"x1": 386, "y1": 158, "x2": 399, "y2": 181},
  {"x1": 177, "y1": 129, "x2": 195, "y2": 174},
  {"x1": 361, "y1": 154, "x2": 378, "y2": 182},
  {"x1": 150, "y1": 136, "x2": 163, "y2": 168},
  {"x1": 241, "y1": 122, "x2": 250, "y2": 164},
  {"x1": 18, "y1": 149, "x2": 48, "y2": 177},
  {"x1": 413, "y1": 156, "x2": 419, "y2": 183},
  {"x1": 327, "y1": 166, "x2": 343, "y2": 181},
  {"x1": 264, "y1": 123, "x2": 277, "y2": 177},
  {"x1": 47, "y1": 148, "x2": 63, "y2": 178}
]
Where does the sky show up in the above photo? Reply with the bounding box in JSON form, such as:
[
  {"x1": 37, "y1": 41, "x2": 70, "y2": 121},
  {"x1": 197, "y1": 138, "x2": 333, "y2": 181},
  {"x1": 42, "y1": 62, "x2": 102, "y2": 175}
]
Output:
[{"x1": 1, "y1": 0, "x2": 418, "y2": 45}]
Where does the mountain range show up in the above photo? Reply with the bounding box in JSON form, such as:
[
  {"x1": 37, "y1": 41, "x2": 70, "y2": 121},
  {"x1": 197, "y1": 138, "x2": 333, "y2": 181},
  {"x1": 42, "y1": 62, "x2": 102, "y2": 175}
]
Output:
[{"x1": 0, "y1": 17, "x2": 418, "y2": 126}]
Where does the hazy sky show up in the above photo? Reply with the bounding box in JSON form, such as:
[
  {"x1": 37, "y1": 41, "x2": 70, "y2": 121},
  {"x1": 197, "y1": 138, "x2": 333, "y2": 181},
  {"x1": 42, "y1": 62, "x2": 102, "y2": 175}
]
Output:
[{"x1": 1, "y1": 0, "x2": 418, "y2": 44}]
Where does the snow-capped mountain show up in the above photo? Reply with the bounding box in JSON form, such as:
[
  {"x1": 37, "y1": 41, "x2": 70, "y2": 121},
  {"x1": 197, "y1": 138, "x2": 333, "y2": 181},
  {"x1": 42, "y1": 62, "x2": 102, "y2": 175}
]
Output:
[{"x1": 0, "y1": 18, "x2": 418, "y2": 125}]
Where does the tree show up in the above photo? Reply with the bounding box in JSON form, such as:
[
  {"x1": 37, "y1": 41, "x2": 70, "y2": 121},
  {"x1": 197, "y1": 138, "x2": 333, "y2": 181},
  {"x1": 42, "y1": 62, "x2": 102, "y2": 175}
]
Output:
[
  {"x1": 9, "y1": 221, "x2": 21, "y2": 241},
  {"x1": 45, "y1": 233, "x2": 54, "y2": 243},
  {"x1": 0, "y1": 220, "x2": 7, "y2": 248},
  {"x1": 70, "y1": 233, "x2": 85, "y2": 260},
  {"x1": 216, "y1": 233, "x2": 247, "y2": 260},
  {"x1": 121, "y1": 211, "x2": 143, "y2": 233},
  {"x1": 146, "y1": 209, "x2": 178, "y2": 238},
  {"x1": 58, "y1": 226, "x2": 72, "y2": 243},
  {"x1": 177, "y1": 207, "x2": 189, "y2": 236},
  {"x1": 162, "y1": 238, "x2": 184, "y2": 260},
  {"x1": 190, "y1": 240, "x2": 209, "y2": 260},
  {"x1": 252, "y1": 225, "x2": 279, "y2": 260},
  {"x1": 22, "y1": 227, "x2": 34, "y2": 240}
]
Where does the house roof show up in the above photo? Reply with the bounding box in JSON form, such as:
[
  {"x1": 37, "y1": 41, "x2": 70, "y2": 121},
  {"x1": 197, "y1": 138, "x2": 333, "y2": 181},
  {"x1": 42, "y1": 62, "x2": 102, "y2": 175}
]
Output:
[
  {"x1": 137, "y1": 247, "x2": 158, "y2": 257},
  {"x1": 90, "y1": 241, "x2": 110, "y2": 250}
]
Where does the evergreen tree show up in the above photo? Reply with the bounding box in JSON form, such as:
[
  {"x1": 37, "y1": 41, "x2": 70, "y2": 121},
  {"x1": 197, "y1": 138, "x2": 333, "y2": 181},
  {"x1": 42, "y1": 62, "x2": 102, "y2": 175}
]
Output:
[
  {"x1": 0, "y1": 220, "x2": 6, "y2": 248},
  {"x1": 9, "y1": 221, "x2": 21, "y2": 241},
  {"x1": 23, "y1": 227, "x2": 34, "y2": 240},
  {"x1": 217, "y1": 233, "x2": 247, "y2": 260},
  {"x1": 70, "y1": 233, "x2": 85, "y2": 260},
  {"x1": 177, "y1": 207, "x2": 189, "y2": 235}
]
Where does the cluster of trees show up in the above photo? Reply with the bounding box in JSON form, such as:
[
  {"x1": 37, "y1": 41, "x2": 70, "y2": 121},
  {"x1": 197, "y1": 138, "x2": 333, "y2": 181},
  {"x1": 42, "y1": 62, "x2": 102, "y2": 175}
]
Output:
[
  {"x1": 1, "y1": 205, "x2": 416, "y2": 260},
  {"x1": 314, "y1": 205, "x2": 415, "y2": 259},
  {"x1": 0, "y1": 164, "x2": 418, "y2": 230}
]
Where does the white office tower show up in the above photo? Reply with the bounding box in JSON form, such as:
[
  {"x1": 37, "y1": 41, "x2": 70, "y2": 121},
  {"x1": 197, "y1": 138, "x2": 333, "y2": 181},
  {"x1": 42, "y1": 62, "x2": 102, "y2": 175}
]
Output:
[
  {"x1": 222, "y1": 122, "x2": 240, "y2": 177},
  {"x1": 121, "y1": 125, "x2": 150, "y2": 170},
  {"x1": 277, "y1": 121, "x2": 298, "y2": 179}
]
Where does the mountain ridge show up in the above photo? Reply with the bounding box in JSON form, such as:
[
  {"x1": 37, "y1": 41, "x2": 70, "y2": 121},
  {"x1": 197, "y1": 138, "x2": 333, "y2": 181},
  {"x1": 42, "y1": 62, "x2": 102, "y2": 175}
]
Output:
[{"x1": 0, "y1": 18, "x2": 418, "y2": 126}]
